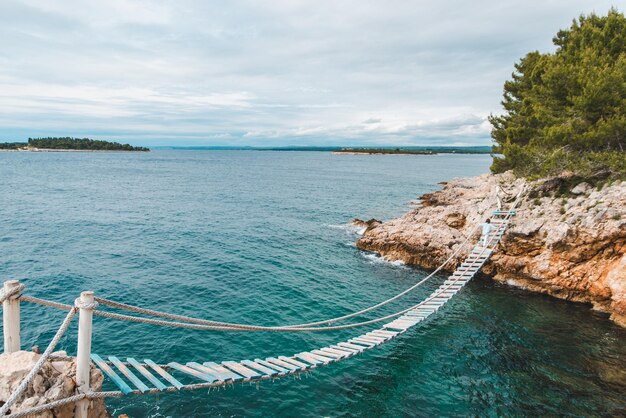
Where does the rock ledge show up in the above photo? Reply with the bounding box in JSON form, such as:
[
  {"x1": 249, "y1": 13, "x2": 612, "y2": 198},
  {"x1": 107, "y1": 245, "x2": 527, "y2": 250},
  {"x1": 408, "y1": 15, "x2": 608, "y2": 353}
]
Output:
[{"x1": 356, "y1": 172, "x2": 626, "y2": 326}]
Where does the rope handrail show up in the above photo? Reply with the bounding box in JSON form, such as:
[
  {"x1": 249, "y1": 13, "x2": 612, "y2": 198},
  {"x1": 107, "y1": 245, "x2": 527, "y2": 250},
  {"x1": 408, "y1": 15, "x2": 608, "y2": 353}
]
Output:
[
  {"x1": 17, "y1": 210, "x2": 513, "y2": 333},
  {"x1": 17, "y1": 222, "x2": 494, "y2": 333},
  {"x1": 18, "y1": 221, "x2": 483, "y2": 330},
  {"x1": 15, "y1": 185, "x2": 524, "y2": 333},
  {"x1": 94, "y1": 220, "x2": 482, "y2": 329}
]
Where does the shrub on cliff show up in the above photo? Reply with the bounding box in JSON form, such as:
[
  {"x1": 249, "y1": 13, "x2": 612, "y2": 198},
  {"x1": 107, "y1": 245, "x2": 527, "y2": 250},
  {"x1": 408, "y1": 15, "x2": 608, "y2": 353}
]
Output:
[{"x1": 490, "y1": 9, "x2": 626, "y2": 179}]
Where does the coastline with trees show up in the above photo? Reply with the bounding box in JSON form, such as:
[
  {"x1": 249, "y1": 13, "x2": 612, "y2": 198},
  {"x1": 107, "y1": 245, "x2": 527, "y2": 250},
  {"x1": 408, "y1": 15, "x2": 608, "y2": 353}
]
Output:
[{"x1": 0, "y1": 137, "x2": 150, "y2": 152}]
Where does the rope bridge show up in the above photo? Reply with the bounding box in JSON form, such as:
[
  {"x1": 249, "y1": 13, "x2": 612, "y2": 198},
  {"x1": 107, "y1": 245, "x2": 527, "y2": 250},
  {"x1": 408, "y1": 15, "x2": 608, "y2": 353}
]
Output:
[{"x1": 0, "y1": 187, "x2": 524, "y2": 418}]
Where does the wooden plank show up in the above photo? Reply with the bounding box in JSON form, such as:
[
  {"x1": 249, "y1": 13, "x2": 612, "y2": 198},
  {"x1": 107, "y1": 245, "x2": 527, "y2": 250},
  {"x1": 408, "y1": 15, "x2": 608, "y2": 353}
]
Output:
[
  {"x1": 358, "y1": 334, "x2": 385, "y2": 343},
  {"x1": 319, "y1": 347, "x2": 353, "y2": 358},
  {"x1": 266, "y1": 357, "x2": 300, "y2": 372},
  {"x1": 144, "y1": 359, "x2": 184, "y2": 390},
  {"x1": 403, "y1": 312, "x2": 427, "y2": 318},
  {"x1": 370, "y1": 330, "x2": 398, "y2": 337},
  {"x1": 351, "y1": 338, "x2": 377, "y2": 347},
  {"x1": 312, "y1": 349, "x2": 343, "y2": 359},
  {"x1": 384, "y1": 322, "x2": 411, "y2": 330},
  {"x1": 364, "y1": 332, "x2": 389, "y2": 341},
  {"x1": 108, "y1": 356, "x2": 150, "y2": 393},
  {"x1": 350, "y1": 338, "x2": 376, "y2": 347},
  {"x1": 337, "y1": 342, "x2": 367, "y2": 352},
  {"x1": 278, "y1": 356, "x2": 310, "y2": 370},
  {"x1": 293, "y1": 352, "x2": 323, "y2": 366},
  {"x1": 126, "y1": 358, "x2": 167, "y2": 391},
  {"x1": 222, "y1": 361, "x2": 260, "y2": 379},
  {"x1": 303, "y1": 352, "x2": 335, "y2": 364},
  {"x1": 241, "y1": 360, "x2": 280, "y2": 377},
  {"x1": 91, "y1": 354, "x2": 134, "y2": 395},
  {"x1": 325, "y1": 345, "x2": 357, "y2": 355},
  {"x1": 203, "y1": 362, "x2": 244, "y2": 382},
  {"x1": 254, "y1": 359, "x2": 290, "y2": 375},
  {"x1": 186, "y1": 362, "x2": 227, "y2": 382},
  {"x1": 168, "y1": 362, "x2": 218, "y2": 383}
]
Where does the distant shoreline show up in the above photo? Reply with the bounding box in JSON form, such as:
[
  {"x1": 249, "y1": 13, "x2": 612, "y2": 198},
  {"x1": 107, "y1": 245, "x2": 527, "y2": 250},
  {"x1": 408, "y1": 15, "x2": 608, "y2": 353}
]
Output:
[
  {"x1": 0, "y1": 148, "x2": 148, "y2": 152},
  {"x1": 332, "y1": 151, "x2": 435, "y2": 155}
]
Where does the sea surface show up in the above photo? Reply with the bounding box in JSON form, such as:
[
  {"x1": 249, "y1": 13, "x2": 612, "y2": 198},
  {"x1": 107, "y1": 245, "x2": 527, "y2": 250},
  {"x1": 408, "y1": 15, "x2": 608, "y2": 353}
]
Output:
[{"x1": 1, "y1": 151, "x2": 624, "y2": 417}]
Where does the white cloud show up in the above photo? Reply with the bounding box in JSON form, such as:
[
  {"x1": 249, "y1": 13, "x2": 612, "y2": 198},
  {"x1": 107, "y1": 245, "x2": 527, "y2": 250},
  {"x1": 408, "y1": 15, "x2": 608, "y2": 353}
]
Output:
[{"x1": 0, "y1": 0, "x2": 618, "y2": 145}]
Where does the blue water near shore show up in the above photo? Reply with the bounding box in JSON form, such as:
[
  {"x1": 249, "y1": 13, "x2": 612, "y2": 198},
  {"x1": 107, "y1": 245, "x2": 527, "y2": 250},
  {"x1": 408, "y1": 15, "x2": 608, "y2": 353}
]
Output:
[{"x1": 1, "y1": 151, "x2": 625, "y2": 417}]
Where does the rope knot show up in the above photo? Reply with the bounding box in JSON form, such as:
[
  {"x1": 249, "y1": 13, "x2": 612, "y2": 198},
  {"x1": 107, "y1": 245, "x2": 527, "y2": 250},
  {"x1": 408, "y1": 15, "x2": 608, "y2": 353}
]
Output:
[
  {"x1": 0, "y1": 283, "x2": 25, "y2": 302},
  {"x1": 74, "y1": 298, "x2": 99, "y2": 311}
]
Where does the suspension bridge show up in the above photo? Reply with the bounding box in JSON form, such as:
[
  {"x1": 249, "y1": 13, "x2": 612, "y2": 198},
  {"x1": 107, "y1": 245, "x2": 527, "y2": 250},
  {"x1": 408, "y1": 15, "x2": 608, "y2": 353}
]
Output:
[{"x1": 0, "y1": 187, "x2": 524, "y2": 418}]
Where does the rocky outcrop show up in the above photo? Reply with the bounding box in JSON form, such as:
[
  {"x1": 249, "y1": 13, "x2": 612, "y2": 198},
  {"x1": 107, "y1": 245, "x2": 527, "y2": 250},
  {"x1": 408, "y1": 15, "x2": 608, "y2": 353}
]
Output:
[
  {"x1": 356, "y1": 172, "x2": 626, "y2": 326},
  {"x1": 0, "y1": 351, "x2": 110, "y2": 418}
]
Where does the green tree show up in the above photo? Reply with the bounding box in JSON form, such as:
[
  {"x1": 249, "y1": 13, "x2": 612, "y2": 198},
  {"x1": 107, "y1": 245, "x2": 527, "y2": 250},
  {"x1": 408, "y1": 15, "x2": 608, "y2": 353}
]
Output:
[{"x1": 490, "y1": 9, "x2": 626, "y2": 178}]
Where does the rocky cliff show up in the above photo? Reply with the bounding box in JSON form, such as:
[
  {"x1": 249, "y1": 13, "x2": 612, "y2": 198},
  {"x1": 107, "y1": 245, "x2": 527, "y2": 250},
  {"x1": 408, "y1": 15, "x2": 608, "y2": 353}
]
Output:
[
  {"x1": 356, "y1": 172, "x2": 626, "y2": 326},
  {"x1": 0, "y1": 351, "x2": 110, "y2": 418}
]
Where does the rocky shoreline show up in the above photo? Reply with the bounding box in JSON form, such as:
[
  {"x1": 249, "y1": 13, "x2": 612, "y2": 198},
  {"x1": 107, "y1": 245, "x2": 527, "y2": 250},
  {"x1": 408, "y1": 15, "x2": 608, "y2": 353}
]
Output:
[
  {"x1": 0, "y1": 351, "x2": 109, "y2": 417},
  {"x1": 355, "y1": 172, "x2": 626, "y2": 327}
]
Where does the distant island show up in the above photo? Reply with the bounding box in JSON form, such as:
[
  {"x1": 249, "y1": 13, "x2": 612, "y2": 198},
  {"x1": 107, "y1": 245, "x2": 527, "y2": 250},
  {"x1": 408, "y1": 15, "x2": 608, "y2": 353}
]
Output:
[
  {"x1": 0, "y1": 137, "x2": 150, "y2": 152},
  {"x1": 152, "y1": 145, "x2": 493, "y2": 153},
  {"x1": 332, "y1": 146, "x2": 493, "y2": 155},
  {"x1": 334, "y1": 147, "x2": 435, "y2": 155}
]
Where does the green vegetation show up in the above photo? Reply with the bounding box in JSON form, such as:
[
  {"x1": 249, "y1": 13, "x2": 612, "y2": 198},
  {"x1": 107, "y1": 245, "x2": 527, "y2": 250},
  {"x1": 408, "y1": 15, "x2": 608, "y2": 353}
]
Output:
[
  {"x1": 0, "y1": 142, "x2": 26, "y2": 150},
  {"x1": 335, "y1": 148, "x2": 434, "y2": 155},
  {"x1": 27, "y1": 137, "x2": 149, "y2": 151},
  {"x1": 490, "y1": 9, "x2": 626, "y2": 179}
]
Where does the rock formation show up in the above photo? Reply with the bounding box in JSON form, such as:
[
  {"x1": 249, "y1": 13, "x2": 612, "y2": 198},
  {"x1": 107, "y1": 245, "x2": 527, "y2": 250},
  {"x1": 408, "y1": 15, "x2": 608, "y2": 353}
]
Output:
[
  {"x1": 0, "y1": 351, "x2": 110, "y2": 418},
  {"x1": 356, "y1": 172, "x2": 626, "y2": 326}
]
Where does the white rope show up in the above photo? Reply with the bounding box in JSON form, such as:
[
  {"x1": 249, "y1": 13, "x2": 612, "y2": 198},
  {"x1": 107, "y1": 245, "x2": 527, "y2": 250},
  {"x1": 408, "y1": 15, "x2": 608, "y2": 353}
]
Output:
[
  {"x1": 19, "y1": 218, "x2": 509, "y2": 333},
  {"x1": 74, "y1": 297, "x2": 99, "y2": 311},
  {"x1": 17, "y1": 186, "x2": 525, "y2": 333},
  {"x1": 0, "y1": 309, "x2": 76, "y2": 416},
  {"x1": 0, "y1": 283, "x2": 25, "y2": 303},
  {"x1": 4, "y1": 394, "x2": 86, "y2": 418},
  {"x1": 92, "y1": 216, "x2": 485, "y2": 330},
  {"x1": 18, "y1": 191, "x2": 523, "y2": 333}
]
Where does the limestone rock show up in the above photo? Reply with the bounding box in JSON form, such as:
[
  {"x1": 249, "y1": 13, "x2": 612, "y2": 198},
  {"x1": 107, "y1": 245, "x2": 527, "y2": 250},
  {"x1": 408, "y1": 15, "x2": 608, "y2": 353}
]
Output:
[
  {"x1": 0, "y1": 351, "x2": 110, "y2": 418},
  {"x1": 571, "y1": 181, "x2": 592, "y2": 195},
  {"x1": 351, "y1": 218, "x2": 382, "y2": 234},
  {"x1": 356, "y1": 172, "x2": 626, "y2": 327}
]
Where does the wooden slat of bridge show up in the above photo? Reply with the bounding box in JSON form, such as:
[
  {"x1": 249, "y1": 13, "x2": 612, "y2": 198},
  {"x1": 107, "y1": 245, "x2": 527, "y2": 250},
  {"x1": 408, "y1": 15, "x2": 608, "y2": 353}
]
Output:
[{"x1": 92, "y1": 211, "x2": 512, "y2": 396}]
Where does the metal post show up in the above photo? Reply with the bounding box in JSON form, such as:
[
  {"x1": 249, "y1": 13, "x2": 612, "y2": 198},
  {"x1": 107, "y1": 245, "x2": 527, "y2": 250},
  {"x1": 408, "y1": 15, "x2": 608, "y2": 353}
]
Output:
[
  {"x1": 3, "y1": 280, "x2": 21, "y2": 353},
  {"x1": 75, "y1": 291, "x2": 95, "y2": 418}
]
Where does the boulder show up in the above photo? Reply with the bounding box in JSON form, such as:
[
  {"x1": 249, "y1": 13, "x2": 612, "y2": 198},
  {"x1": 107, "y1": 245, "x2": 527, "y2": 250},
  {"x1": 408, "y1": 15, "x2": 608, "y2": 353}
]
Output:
[
  {"x1": 571, "y1": 182, "x2": 593, "y2": 195},
  {"x1": 0, "y1": 351, "x2": 110, "y2": 418}
]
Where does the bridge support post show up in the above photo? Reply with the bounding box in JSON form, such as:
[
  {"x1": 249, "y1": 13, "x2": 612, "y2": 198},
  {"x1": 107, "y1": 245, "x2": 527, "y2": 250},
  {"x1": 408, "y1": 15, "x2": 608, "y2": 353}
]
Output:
[
  {"x1": 75, "y1": 291, "x2": 95, "y2": 418},
  {"x1": 3, "y1": 280, "x2": 21, "y2": 353}
]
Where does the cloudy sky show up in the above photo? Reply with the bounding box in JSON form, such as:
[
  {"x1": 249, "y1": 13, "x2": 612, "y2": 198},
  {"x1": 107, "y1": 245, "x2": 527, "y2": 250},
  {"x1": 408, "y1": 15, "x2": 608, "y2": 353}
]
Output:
[{"x1": 0, "y1": 0, "x2": 620, "y2": 146}]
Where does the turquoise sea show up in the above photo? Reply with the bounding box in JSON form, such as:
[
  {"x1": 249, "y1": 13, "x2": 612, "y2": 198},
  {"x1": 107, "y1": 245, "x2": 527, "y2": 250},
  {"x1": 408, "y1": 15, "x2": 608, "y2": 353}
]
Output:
[{"x1": 1, "y1": 151, "x2": 625, "y2": 417}]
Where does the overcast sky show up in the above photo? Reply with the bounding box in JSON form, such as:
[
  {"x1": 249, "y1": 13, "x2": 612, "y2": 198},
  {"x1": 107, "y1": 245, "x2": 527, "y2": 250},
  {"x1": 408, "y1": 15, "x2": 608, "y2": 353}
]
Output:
[{"x1": 0, "y1": 1, "x2": 620, "y2": 146}]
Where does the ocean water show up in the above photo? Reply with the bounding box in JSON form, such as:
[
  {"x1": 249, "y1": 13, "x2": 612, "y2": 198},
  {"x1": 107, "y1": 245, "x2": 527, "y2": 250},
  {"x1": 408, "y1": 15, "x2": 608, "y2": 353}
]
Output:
[{"x1": 1, "y1": 150, "x2": 624, "y2": 417}]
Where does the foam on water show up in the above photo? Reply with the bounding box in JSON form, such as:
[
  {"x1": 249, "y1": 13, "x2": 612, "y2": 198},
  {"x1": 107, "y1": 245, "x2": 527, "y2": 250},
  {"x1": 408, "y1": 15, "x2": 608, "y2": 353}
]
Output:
[{"x1": 361, "y1": 252, "x2": 407, "y2": 268}]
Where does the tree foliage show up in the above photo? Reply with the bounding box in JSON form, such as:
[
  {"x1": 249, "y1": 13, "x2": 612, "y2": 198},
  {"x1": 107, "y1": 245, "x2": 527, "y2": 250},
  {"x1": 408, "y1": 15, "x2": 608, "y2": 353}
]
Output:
[
  {"x1": 28, "y1": 137, "x2": 149, "y2": 151},
  {"x1": 490, "y1": 9, "x2": 626, "y2": 178}
]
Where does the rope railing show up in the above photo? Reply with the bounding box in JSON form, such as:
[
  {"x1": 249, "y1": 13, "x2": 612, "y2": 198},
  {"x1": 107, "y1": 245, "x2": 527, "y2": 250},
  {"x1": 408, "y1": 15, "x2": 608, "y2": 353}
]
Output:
[
  {"x1": 18, "y1": 206, "x2": 517, "y2": 333},
  {"x1": 14, "y1": 185, "x2": 525, "y2": 334},
  {"x1": 15, "y1": 223, "x2": 493, "y2": 333},
  {"x1": 18, "y1": 224, "x2": 483, "y2": 331}
]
